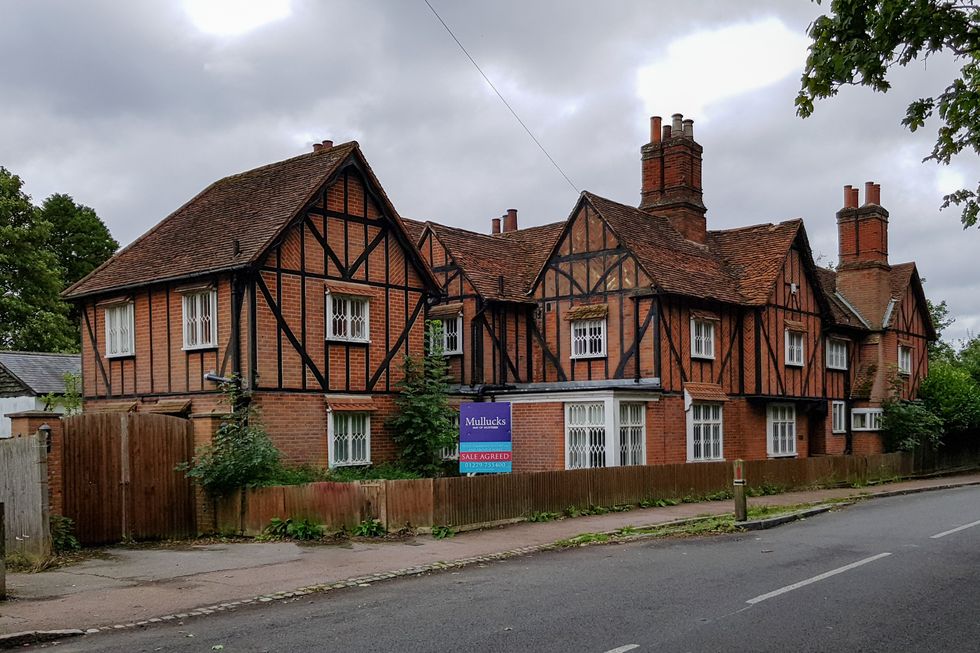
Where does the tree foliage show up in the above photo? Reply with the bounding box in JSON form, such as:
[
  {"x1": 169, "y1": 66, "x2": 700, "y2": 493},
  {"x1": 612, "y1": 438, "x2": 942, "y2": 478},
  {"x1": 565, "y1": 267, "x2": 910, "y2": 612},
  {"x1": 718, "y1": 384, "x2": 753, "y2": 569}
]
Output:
[
  {"x1": 927, "y1": 298, "x2": 956, "y2": 361},
  {"x1": 797, "y1": 0, "x2": 980, "y2": 226},
  {"x1": 38, "y1": 193, "x2": 118, "y2": 286},
  {"x1": 0, "y1": 168, "x2": 76, "y2": 352},
  {"x1": 388, "y1": 321, "x2": 458, "y2": 476},
  {"x1": 177, "y1": 380, "x2": 282, "y2": 497},
  {"x1": 917, "y1": 360, "x2": 980, "y2": 440}
]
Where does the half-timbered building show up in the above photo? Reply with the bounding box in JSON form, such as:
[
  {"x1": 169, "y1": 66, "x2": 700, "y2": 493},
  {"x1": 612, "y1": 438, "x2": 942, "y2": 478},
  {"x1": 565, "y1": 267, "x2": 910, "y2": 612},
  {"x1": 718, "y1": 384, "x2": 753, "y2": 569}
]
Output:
[{"x1": 65, "y1": 113, "x2": 933, "y2": 471}]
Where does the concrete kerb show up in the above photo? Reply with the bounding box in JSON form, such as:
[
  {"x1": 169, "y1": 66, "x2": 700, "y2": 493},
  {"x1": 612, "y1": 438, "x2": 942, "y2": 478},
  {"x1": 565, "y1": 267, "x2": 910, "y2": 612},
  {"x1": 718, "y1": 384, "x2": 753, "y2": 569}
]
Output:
[{"x1": 7, "y1": 475, "x2": 980, "y2": 647}]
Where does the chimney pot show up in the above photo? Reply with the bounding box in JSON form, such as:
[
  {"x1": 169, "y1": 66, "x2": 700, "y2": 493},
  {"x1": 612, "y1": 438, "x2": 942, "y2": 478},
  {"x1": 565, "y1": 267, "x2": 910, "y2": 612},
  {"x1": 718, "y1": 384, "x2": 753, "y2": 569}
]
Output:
[
  {"x1": 682, "y1": 118, "x2": 694, "y2": 139},
  {"x1": 651, "y1": 116, "x2": 662, "y2": 144},
  {"x1": 491, "y1": 217, "x2": 501, "y2": 234},
  {"x1": 850, "y1": 187, "x2": 859, "y2": 208},
  {"x1": 321, "y1": 139, "x2": 333, "y2": 149},
  {"x1": 312, "y1": 142, "x2": 323, "y2": 153},
  {"x1": 671, "y1": 113, "x2": 683, "y2": 134},
  {"x1": 662, "y1": 125, "x2": 672, "y2": 140},
  {"x1": 843, "y1": 185, "x2": 854, "y2": 208},
  {"x1": 503, "y1": 208, "x2": 518, "y2": 232},
  {"x1": 871, "y1": 183, "x2": 881, "y2": 205},
  {"x1": 864, "y1": 181, "x2": 876, "y2": 206}
]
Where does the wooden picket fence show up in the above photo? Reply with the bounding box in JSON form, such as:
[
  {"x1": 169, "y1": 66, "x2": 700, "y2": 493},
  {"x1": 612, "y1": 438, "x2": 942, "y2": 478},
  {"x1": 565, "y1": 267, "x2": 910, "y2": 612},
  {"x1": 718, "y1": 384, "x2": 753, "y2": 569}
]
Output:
[{"x1": 217, "y1": 452, "x2": 917, "y2": 536}]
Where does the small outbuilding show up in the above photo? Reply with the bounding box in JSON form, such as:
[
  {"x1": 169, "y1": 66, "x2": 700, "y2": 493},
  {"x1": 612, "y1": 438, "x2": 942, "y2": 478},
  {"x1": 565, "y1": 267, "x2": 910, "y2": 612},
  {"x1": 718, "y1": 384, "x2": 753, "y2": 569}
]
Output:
[{"x1": 0, "y1": 351, "x2": 81, "y2": 438}]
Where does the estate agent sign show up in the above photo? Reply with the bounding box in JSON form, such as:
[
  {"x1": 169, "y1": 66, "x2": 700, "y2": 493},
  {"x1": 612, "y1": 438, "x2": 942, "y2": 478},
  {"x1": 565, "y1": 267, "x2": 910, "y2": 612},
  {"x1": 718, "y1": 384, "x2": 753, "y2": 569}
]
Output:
[{"x1": 459, "y1": 402, "x2": 512, "y2": 474}]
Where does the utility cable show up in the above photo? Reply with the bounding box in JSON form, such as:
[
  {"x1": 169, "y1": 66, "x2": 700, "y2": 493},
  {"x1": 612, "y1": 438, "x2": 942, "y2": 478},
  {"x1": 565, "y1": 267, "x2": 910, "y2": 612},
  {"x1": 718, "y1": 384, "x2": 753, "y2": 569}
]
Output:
[{"x1": 423, "y1": 0, "x2": 579, "y2": 193}]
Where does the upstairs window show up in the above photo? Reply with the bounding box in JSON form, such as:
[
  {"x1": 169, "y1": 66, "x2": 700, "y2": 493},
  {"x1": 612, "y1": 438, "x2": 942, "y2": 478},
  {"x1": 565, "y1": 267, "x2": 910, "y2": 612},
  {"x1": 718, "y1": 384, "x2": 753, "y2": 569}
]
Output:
[
  {"x1": 826, "y1": 338, "x2": 848, "y2": 370},
  {"x1": 430, "y1": 316, "x2": 462, "y2": 355},
  {"x1": 571, "y1": 319, "x2": 606, "y2": 359},
  {"x1": 326, "y1": 293, "x2": 369, "y2": 343},
  {"x1": 105, "y1": 302, "x2": 135, "y2": 358},
  {"x1": 785, "y1": 330, "x2": 805, "y2": 367},
  {"x1": 691, "y1": 319, "x2": 715, "y2": 360},
  {"x1": 898, "y1": 345, "x2": 912, "y2": 375},
  {"x1": 182, "y1": 290, "x2": 217, "y2": 350}
]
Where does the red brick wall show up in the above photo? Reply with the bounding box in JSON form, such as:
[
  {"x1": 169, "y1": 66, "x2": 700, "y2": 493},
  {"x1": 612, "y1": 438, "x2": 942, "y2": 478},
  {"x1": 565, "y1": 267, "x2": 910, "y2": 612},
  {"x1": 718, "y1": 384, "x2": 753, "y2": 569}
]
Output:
[{"x1": 511, "y1": 403, "x2": 565, "y2": 472}]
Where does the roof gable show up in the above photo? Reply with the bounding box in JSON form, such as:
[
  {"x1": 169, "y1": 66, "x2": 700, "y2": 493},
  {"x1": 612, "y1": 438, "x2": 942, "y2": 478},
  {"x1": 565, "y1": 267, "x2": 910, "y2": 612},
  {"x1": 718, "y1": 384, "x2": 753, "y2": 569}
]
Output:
[{"x1": 64, "y1": 143, "x2": 438, "y2": 299}]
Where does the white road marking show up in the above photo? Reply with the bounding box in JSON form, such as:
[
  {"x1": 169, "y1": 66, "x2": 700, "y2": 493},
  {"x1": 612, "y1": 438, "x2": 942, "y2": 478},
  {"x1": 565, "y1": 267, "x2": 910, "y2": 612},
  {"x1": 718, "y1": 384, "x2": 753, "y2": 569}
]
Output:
[
  {"x1": 930, "y1": 518, "x2": 980, "y2": 539},
  {"x1": 603, "y1": 646, "x2": 639, "y2": 653},
  {"x1": 745, "y1": 552, "x2": 892, "y2": 605}
]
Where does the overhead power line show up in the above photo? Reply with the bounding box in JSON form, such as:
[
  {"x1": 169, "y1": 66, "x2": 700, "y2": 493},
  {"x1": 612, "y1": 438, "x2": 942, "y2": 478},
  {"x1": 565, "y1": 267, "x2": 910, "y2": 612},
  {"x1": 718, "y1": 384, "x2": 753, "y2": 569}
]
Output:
[{"x1": 422, "y1": 0, "x2": 579, "y2": 193}]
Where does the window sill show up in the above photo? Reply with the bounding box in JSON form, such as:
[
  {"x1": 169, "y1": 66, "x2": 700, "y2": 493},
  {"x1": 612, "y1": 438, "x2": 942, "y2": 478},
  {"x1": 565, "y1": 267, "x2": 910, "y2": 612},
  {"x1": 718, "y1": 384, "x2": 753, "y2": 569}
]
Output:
[
  {"x1": 326, "y1": 338, "x2": 371, "y2": 345},
  {"x1": 183, "y1": 345, "x2": 218, "y2": 352},
  {"x1": 688, "y1": 457, "x2": 724, "y2": 463},
  {"x1": 785, "y1": 362, "x2": 804, "y2": 368},
  {"x1": 768, "y1": 453, "x2": 798, "y2": 459},
  {"x1": 105, "y1": 353, "x2": 135, "y2": 360},
  {"x1": 827, "y1": 365, "x2": 848, "y2": 371},
  {"x1": 330, "y1": 461, "x2": 372, "y2": 468},
  {"x1": 691, "y1": 354, "x2": 716, "y2": 361},
  {"x1": 570, "y1": 355, "x2": 607, "y2": 361},
  {"x1": 898, "y1": 371, "x2": 911, "y2": 377},
  {"x1": 852, "y1": 428, "x2": 881, "y2": 433},
  {"x1": 832, "y1": 430, "x2": 846, "y2": 435},
  {"x1": 442, "y1": 351, "x2": 463, "y2": 357}
]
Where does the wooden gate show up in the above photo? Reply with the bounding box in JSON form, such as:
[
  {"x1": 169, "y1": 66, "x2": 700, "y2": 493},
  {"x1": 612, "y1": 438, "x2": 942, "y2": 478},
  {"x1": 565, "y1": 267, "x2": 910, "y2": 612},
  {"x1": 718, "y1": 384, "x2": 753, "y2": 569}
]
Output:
[{"x1": 62, "y1": 413, "x2": 195, "y2": 545}]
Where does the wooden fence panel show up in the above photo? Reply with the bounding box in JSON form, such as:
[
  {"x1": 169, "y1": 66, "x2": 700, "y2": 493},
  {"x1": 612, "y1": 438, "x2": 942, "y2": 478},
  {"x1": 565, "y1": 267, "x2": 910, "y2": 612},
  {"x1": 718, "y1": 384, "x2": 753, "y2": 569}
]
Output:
[
  {"x1": 0, "y1": 435, "x2": 50, "y2": 558},
  {"x1": 63, "y1": 413, "x2": 195, "y2": 545},
  {"x1": 385, "y1": 479, "x2": 433, "y2": 529}
]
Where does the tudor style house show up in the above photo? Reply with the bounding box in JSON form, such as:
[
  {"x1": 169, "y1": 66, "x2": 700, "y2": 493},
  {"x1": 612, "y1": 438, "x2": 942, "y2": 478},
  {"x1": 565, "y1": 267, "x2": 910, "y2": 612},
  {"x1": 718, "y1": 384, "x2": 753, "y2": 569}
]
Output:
[{"x1": 65, "y1": 114, "x2": 933, "y2": 471}]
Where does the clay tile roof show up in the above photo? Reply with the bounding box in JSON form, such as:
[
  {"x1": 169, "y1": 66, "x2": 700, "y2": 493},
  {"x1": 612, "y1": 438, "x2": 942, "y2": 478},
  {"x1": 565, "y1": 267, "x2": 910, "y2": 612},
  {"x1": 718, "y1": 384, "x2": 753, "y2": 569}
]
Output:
[
  {"x1": 707, "y1": 220, "x2": 803, "y2": 304},
  {"x1": 64, "y1": 142, "x2": 360, "y2": 299},
  {"x1": 401, "y1": 217, "x2": 427, "y2": 246},
  {"x1": 428, "y1": 221, "x2": 564, "y2": 302},
  {"x1": 684, "y1": 382, "x2": 729, "y2": 402},
  {"x1": 815, "y1": 267, "x2": 869, "y2": 328},
  {"x1": 888, "y1": 262, "x2": 916, "y2": 300},
  {"x1": 583, "y1": 192, "x2": 744, "y2": 303}
]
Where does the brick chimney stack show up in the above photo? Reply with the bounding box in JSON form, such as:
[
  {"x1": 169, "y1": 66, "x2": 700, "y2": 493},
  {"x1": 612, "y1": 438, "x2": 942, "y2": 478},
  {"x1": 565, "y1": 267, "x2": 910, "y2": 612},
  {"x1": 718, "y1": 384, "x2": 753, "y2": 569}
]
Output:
[
  {"x1": 502, "y1": 208, "x2": 518, "y2": 233},
  {"x1": 639, "y1": 113, "x2": 706, "y2": 244},
  {"x1": 835, "y1": 181, "x2": 891, "y2": 328},
  {"x1": 491, "y1": 217, "x2": 501, "y2": 234}
]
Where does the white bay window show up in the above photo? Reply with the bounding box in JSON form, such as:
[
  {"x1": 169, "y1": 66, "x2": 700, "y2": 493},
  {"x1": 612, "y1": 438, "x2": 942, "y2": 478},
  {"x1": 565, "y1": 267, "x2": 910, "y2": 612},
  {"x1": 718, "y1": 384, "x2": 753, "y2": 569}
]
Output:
[
  {"x1": 564, "y1": 398, "x2": 647, "y2": 469},
  {"x1": 688, "y1": 403, "x2": 723, "y2": 462},
  {"x1": 767, "y1": 403, "x2": 797, "y2": 457}
]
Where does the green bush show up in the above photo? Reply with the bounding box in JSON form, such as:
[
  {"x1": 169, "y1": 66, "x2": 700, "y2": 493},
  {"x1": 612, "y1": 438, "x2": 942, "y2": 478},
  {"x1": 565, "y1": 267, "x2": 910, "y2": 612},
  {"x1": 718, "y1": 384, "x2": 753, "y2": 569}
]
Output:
[
  {"x1": 431, "y1": 524, "x2": 456, "y2": 539},
  {"x1": 177, "y1": 379, "x2": 281, "y2": 497},
  {"x1": 50, "y1": 514, "x2": 80, "y2": 553},
  {"x1": 882, "y1": 399, "x2": 944, "y2": 452},
  {"x1": 918, "y1": 361, "x2": 980, "y2": 439},
  {"x1": 352, "y1": 519, "x2": 387, "y2": 537}
]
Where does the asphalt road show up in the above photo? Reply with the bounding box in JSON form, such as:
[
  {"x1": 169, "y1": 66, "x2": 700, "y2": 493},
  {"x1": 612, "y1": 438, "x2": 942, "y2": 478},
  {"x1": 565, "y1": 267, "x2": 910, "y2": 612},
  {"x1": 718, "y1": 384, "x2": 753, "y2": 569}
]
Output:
[{"x1": 55, "y1": 485, "x2": 980, "y2": 652}]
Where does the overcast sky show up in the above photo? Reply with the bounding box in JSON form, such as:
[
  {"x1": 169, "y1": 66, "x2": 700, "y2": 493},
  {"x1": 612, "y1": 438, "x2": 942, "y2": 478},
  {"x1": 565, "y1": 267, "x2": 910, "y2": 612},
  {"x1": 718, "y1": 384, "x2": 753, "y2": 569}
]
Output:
[{"x1": 3, "y1": 1, "x2": 977, "y2": 340}]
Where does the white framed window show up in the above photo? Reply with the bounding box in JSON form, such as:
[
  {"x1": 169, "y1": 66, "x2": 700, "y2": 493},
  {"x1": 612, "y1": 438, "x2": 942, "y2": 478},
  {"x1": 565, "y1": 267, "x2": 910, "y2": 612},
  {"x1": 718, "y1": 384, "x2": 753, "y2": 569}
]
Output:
[
  {"x1": 104, "y1": 302, "x2": 135, "y2": 358},
  {"x1": 442, "y1": 411, "x2": 460, "y2": 461},
  {"x1": 430, "y1": 316, "x2": 462, "y2": 355},
  {"x1": 182, "y1": 290, "x2": 217, "y2": 350},
  {"x1": 618, "y1": 402, "x2": 646, "y2": 466},
  {"x1": 785, "y1": 330, "x2": 805, "y2": 367},
  {"x1": 687, "y1": 403, "x2": 723, "y2": 462},
  {"x1": 832, "y1": 401, "x2": 846, "y2": 434},
  {"x1": 898, "y1": 345, "x2": 912, "y2": 375},
  {"x1": 326, "y1": 293, "x2": 370, "y2": 343},
  {"x1": 691, "y1": 319, "x2": 715, "y2": 360},
  {"x1": 852, "y1": 408, "x2": 883, "y2": 431},
  {"x1": 566, "y1": 402, "x2": 606, "y2": 469},
  {"x1": 767, "y1": 403, "x2": 797, "y2": 457},
  {"x1": 826, "y1": 338, "x2": 848, "y2": 370},
  {"x1": 329, "y1": 412, "x2": 371, "y2": 466},
  {"x1": 571, "y1": 319, "x2": 606, "y2": 359}
]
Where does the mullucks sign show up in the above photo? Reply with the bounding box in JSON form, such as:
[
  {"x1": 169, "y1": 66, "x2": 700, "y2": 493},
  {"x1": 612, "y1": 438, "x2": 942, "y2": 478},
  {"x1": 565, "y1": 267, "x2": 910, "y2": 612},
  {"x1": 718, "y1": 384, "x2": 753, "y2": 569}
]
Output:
[{"x1": 459, "y1": 402, "x2": 512, "y2": 474}]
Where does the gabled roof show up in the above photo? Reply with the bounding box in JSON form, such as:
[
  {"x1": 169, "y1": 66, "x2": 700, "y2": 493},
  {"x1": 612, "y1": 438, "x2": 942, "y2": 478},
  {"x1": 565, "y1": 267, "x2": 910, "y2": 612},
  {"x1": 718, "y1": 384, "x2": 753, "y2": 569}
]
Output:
[
  {"x1": 814, "y1": 267, "x2": 871, "y2": 329},
  {"x1": 0, "y1": 351, "x2": 81, "y2": 395},
  {"x1": 423, "y1": 221, "x2": 564, "y2": 303},
  {"x1": 64, "y1": 142, "x2": 437, "y2": 299},
  {"x1": 888, "y1": 262, "x2": 937, "y2": 339}
]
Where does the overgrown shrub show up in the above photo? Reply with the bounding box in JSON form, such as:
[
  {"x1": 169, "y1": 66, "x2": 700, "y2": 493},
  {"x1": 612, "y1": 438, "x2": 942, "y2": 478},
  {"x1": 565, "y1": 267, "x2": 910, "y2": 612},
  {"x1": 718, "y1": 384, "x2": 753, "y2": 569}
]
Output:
[
  {"x1": 918, "y1": 361, "x2": 980, "y2": 440},
  {"x1": 882, "y1": 399, "x2": 944, "y2": 452},
  {"x1": 50, "y1": 514, "x2": 80, "y2": 552},
  {"x1": 177, "y1": 379, "x2": 281, "y2": 497},
  {"x1": 387, "y1": 321, "x2": 458, "y2": 476}
]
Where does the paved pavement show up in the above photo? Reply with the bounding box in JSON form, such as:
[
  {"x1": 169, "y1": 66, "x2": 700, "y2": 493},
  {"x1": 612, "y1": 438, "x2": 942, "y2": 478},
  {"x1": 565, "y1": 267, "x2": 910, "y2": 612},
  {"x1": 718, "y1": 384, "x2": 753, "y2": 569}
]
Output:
[{"x1": 2, "y1": 471, "x2": 979, "y2": 636}]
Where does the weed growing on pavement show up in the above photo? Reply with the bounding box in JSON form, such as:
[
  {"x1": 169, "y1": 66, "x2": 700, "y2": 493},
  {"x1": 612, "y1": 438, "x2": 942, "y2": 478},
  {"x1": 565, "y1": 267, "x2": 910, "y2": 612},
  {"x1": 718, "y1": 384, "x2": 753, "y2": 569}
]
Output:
[
  {"x1": 638, "y1": 497, "x2": 680, "y2": 508},
  {"x1": 352, "y1": 519, "x2": 387, "y2": 538},
  {"x1": 555, "y1": 532, "x2": 611, "y2": 548},
  {"x1": 747, "y1": 483, "x2": 785, "y2": 497},
  {"x1": 289, "y1": 519, "x2": 325, "y2": 541},
  {"x1": 527, "y1": 511, "x2": 560, "y2": 522},
  {"x1": 431, "y1": 525, "x2": 456, "y2": 539},
  {"x1": 50, "y1": 514, "x2": 81, "y2": 552}
]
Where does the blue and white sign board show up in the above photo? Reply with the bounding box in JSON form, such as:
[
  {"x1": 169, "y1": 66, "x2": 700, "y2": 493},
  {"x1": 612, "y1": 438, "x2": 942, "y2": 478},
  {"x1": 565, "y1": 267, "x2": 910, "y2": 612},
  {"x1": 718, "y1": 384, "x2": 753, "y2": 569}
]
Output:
[{"x1": 459, "y1": 402, "x2": 512, "y2": 474}]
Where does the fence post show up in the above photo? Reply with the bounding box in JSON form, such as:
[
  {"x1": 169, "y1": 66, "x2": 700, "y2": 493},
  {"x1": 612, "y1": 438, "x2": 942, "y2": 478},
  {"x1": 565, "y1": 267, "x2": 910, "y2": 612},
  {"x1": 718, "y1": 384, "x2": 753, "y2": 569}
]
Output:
[
  {"x1": 1, "y1": 502, "x2": 6, "y2": 600},
  {"x1": 35, "y1": 433, "x2": 52, "y2": 556},
  {"x1": 733, "y1": 459, "x2": 747, "y2": 522}
]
